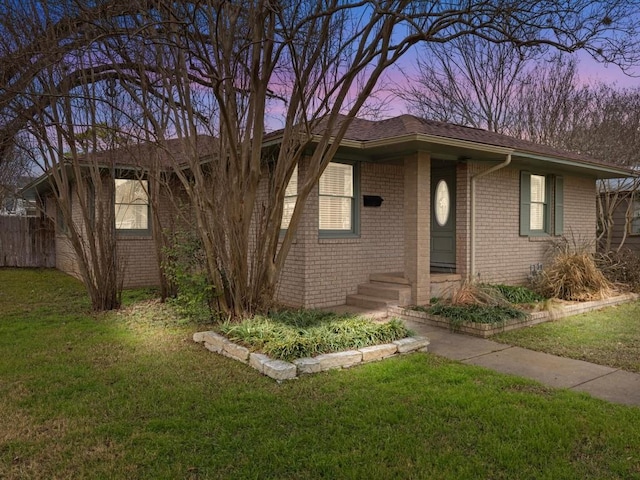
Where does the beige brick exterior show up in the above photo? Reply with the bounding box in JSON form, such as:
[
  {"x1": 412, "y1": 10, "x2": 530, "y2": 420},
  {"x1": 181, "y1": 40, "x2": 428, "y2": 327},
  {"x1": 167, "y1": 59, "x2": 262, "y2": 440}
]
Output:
[
  {"x1": 50, "y1": 176, "x2": 177, "y2": 289},
  {"x1": 47, "y1": 150, "x2": 599, "y2": 307},
  {"x1": 403, "y1": 152, "x2": 431, "y2": 305},
  {"x1": 276, "y1": 156, "x2": 598, "y2": 308},
  {"x1": 275, "y1": 159, "x2": 405, "y2": 308},
  {"x1": 468, "y1": 162, "x2": 596, "y2": 285}
]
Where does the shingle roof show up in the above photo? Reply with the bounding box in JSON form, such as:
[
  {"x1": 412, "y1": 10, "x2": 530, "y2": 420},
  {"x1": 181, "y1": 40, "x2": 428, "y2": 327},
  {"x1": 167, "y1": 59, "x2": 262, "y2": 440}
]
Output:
[
  {"x1": 84, "y1": 135, "x2": 218, "y2": 169},
  {"x1": 309, "y1": 114, "x2": 625, "y2": 171}
]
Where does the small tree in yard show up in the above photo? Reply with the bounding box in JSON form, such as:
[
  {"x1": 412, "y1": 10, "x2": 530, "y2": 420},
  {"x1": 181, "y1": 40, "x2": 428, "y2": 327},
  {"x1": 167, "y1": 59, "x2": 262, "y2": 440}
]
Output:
[
  {"x1": 2, "y1": 0, "x2": 640, "y2": 315},
  {"x1": 21, "y1": 68, "x2": 130, "y2": 311}
]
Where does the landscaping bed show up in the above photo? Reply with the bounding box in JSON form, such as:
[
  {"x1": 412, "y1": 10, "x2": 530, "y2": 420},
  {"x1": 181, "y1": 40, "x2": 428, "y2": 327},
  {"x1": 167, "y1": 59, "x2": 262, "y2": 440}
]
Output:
[
  {"x1": 193, "y1": 310, "x2": 429, "y2": 380},
  {"x1": 391, "y1": 293, "x2": 638, "y2": 338}
]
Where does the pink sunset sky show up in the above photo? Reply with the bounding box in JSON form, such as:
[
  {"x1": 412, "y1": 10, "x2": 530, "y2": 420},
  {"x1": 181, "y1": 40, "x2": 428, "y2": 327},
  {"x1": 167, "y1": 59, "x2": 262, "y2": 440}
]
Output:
[{"x1": 377, "y1": 49, "x2": 640, "y2": 118}]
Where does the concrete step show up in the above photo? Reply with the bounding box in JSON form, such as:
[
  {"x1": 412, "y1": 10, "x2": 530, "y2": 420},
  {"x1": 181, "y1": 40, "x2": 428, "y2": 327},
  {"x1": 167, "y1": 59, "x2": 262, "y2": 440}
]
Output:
[
  {"x1": 357, "y1": 282, "x2": 411, "y2": 304},
  {"x1": 430, "y1": 274, "x2": 462, "y2": 299},
  {"x1": 369, "y1": 272, "x2": 410, "y2": 285},
  {"x1": 321, "y1": 304, "x2": 389, "y2": 320},
  {"x1": 346, "y1": 293, "x2": 391, "y2": 310}
]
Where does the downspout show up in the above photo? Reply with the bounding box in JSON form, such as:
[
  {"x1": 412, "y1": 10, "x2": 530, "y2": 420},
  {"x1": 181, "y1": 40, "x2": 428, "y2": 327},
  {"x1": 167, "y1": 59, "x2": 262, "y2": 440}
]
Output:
[{"x1": 469, "y1": 153, "x2": 512, "y2": 282}]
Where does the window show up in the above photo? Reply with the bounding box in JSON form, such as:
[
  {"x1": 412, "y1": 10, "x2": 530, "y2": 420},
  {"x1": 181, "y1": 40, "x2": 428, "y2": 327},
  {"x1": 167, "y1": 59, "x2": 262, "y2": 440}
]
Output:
[
  {"x1": 529, "y1": 174, "x2": 546, "y2": 231},
  {"x1": 630, "y1": 196, "x2": 640, "y2": 235},
  {"x1": 520, "y1": 172, "x2": 563, "y2": 236},
  {"x1": 115, "y1": 178, "x2": 150, "y2": 233},
  {"x1": 319, "y1": 161, "x2": 358, "y2": 236},
  {"x1": 56, "y1": 204, "x2": 69, "y2": 235},
  {"x1": 56, "y1": 184, "x2": 72, "y2": 235},
  {"x1": 281, "y1": 165, "x2": 298, "y2": 230}
]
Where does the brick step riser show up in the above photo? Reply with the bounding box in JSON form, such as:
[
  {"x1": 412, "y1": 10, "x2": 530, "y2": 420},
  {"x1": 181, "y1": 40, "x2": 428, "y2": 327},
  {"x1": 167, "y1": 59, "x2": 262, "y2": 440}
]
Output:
[
  {"x1": 357, "y1": 284, "x2": 411, "y2": 304},
  {"x1": 345, "y1": 294, "x2": 390, "y2": 310}
]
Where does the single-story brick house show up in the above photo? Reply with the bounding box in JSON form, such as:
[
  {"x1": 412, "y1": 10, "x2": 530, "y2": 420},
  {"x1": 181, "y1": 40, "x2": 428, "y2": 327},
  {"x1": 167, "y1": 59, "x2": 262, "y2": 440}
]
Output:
[
  {"x1": 22, "y1": 114, "x2": 633, "y2": 308},
  {"x1": 273, "y1": 115, "x2": 633, "y2": 308}
]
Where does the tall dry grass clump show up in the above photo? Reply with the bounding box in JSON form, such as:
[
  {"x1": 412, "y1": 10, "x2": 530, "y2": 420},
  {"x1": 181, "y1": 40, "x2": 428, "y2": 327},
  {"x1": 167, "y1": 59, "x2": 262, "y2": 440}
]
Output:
[
  {"x1": 449, "y1": 281, "x2": 510, "y2": 307},
  {"x1": 532, "y1": 237, "x2": 613, "y2": 301}
]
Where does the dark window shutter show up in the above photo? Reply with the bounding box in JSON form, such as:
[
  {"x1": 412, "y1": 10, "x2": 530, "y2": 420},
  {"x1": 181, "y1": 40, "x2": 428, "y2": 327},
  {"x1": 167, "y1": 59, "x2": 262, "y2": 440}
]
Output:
[
  {"x1": 555, "y1": 176, "x2": 564, "y2": 235},
  {"x1": 520, "y1": 171, "x2": 531, "y2": 236}
]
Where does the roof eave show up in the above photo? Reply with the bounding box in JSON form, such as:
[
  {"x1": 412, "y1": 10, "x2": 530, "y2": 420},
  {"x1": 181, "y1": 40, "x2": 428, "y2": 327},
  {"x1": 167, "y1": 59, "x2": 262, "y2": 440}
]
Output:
[
  {"x1": 310, "y1": 133, "x2": 515, "y2": 155},
  {"x1": 514, "y1": 151, "x2": 636, "y2": 179}
]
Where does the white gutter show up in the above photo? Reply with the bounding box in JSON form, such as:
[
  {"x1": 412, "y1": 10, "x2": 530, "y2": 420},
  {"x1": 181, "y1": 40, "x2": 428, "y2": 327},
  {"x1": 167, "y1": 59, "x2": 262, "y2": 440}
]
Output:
[{"x1": 469, "y1": 153, "x2": 512, "y2": 282}]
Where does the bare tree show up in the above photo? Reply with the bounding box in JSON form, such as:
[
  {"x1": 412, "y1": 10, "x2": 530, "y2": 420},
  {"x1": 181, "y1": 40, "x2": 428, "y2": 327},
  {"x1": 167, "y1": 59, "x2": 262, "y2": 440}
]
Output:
[
  {"x1": 0, "y1": 139, "x2": 30, "y2": 211},
  {"x1": 509, "y1": 55, "x2": 586, "y2": 145},
  {"x1": 3, "y1": 0, "x2": 640, "y2": 314},
  {"x1": 569, "y1": 86, "x2": 640, "y2": 251},
  {"x1": 397, "y1": 32, "x2": 539, "y2": 132},
  {"x1": 104, "y1": 1, "x2": 640, "y2": 317},
  {"x1": 21, "y1": 65, "x2": 131, "y2": 311}
]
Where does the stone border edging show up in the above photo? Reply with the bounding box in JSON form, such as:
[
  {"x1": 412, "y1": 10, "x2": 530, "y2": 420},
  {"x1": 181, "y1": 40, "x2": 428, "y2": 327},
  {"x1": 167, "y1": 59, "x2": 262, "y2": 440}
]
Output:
[
  {"x1": 390, "y1": 293, "x2": 639, "y2": 338},
  {"x1": 193, "y1": 330, "x2": 430, "y2": 381}
]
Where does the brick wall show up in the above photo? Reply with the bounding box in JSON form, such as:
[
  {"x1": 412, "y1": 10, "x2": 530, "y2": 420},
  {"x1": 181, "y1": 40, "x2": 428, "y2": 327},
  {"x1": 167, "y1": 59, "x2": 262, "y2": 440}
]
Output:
[
  {"x1": 49, "y1": 176, "x2": 177, "y2": 289},
  {"x1": 53, "y1": 185, "x2": 82, "y2": 280},
  {"x1": 291, "y1": 161, "x2": 405, "y2": 308},
  {"x1": 471, "y1": 162, "x2": 596, "y2": 285},
  {"x1": 117, "y1": 179, "x2": 178, "y2": 288}
]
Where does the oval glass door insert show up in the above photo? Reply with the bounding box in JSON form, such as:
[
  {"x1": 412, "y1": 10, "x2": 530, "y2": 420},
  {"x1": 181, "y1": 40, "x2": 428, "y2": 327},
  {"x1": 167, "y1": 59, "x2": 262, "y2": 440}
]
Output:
[{"x1": 434, "y1": 180, "x2": 450, "y2": 226}]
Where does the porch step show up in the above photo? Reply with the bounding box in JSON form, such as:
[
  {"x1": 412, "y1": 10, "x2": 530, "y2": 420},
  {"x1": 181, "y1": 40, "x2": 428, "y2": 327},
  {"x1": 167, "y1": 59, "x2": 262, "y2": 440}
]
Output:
[
  {"x1": 369, "y1": 272, "x2": 410, "y2": 286},
  {"x1": 357, "y1": 282, "x2": 411, "y2": 305},
  {"x1": 430, "y1": 273, "x2": 462, "y2": 299},
  {"x1": 345, "y1": 293, "x2": 392, "y2": 310}
]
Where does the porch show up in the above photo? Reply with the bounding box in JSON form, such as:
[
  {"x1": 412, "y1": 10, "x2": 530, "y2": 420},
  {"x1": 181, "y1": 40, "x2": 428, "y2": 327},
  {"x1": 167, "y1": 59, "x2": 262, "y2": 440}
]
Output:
[{"x1": 345, "y1": 272, "x2": 462, "y2": 310}]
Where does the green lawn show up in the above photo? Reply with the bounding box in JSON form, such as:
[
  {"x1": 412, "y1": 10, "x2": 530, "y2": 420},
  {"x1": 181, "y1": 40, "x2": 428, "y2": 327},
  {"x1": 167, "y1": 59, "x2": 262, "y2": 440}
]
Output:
[
  {"x1": 495, "y1": 301, "x2": 640, "y2": 374},
  {"x1": 1, "y1": 269, "x2": 640, "y2": 479}
]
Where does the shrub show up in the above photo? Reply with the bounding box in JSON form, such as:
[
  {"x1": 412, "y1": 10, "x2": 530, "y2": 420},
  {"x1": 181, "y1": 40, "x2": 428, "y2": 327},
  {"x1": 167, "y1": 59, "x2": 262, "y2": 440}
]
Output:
[
  {"x1": 531, "y1": 237, "x2": 613, "y2": 301},
  {"x1": 448, "y1": 281, "x2": 511, "y2": 307},
  {"x1": 162, "y1": 229, "x2": 219, "y2": 322},
  {"x1": 410, "y1": 282, "x2": 529, "y2": 328},
  {"x1": 596, "y1": 249, "x2": 640, "y2": 293}
]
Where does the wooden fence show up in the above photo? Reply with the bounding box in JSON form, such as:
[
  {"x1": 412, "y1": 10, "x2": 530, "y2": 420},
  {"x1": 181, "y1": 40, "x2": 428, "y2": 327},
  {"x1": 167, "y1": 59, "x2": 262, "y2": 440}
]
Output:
[{"x1": 0, "y1": 216, "x2": 55, "y2": 267}]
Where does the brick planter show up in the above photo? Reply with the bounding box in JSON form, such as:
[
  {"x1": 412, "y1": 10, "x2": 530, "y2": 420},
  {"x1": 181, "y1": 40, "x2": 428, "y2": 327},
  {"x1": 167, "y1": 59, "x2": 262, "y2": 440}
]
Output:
[
  {"x1": 193, "y1": 333, "x2": 430, "y2": 381},
  {"x1": 390, "y1": 293, "x2": 639, "y2": 338}
]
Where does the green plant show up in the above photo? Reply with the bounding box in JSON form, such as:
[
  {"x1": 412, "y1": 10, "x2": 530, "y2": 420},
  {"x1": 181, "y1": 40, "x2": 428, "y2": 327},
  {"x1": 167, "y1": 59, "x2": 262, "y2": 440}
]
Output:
[
  {"x1": 427, "y1": 303, "x2": 527, "y2": 329},
  {"x1": 218, "y1": 310, "x2": 410, "y2": 360},
  {"x1": 162, "y1": 229, "x2": 219, "y2": 322},
  {"x1": 485, "y1": 284, "x2": 545, "y2": 304}
]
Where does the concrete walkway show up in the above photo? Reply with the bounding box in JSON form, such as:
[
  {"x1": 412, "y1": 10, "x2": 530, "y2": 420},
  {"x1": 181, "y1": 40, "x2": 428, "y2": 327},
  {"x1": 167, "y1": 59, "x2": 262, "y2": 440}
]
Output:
[{"x1": 402, "y1": 319, "x2": 640, "y2": 407}]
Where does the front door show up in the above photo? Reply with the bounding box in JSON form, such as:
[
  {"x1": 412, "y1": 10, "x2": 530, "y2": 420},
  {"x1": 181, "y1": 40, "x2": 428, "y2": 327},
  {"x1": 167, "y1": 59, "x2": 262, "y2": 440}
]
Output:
[{"x1": 431, "y1": 163, "x2": 456, "y2": 272}]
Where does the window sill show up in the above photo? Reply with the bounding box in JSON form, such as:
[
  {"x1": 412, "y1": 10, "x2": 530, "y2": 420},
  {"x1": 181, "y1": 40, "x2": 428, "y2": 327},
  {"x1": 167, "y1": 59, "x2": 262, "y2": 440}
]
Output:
[
  {"x1": 318, "y1": 236, "x2": 360, "y2": 244},
  {"x1": 526, "y1": 234, "x2": 560, "y2": 242},
  {"x1": 116, "y1": 231, "x2": 152, "y2": 240}
]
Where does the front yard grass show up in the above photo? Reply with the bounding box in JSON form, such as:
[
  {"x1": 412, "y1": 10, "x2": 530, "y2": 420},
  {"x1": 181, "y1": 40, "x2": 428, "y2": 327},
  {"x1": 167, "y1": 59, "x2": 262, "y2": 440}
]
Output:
[
  {"x1": 494, "y1": 301, "x2": 640, "y2": 374},
  {"x1": 1, "y1": 268, "x2": 640, "y2": 479}
]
